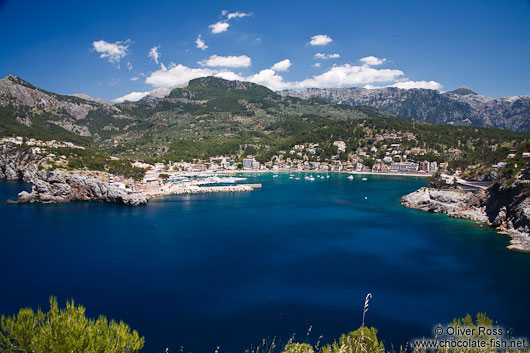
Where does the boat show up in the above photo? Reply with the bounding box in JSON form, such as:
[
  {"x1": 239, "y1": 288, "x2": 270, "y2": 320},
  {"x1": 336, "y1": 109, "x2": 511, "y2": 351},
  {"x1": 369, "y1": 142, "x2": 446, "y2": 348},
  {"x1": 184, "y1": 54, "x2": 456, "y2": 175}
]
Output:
[
  {"x1": 347, "y1": 175, "x2": 354, "y2": 180},
  {"x1": 361, "y1": 177, "x2": 368, "y2": 181}
]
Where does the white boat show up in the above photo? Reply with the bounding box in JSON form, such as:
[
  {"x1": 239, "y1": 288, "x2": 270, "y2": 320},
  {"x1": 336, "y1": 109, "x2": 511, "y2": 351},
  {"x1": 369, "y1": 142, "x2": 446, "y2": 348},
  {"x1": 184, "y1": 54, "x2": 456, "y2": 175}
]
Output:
[
  {"x1": 295, "y1": 177, "x2": 301, "y2": 180},
  {"x1": 273, "y1": 174, "x2": 279, "y2": 178},
  {"x1": 361, "y1": 177, "x2": 368, "y2": 181},
  {"x1": 347, "y1": 175, "x2": 354, "y2": 180}
]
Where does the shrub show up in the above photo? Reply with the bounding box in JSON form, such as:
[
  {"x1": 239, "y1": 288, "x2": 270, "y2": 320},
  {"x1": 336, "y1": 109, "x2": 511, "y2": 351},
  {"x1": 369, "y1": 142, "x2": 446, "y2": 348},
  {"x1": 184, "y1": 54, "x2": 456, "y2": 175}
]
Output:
[
  {"x1": 321, "y1": 327, "x2": 384, "y2": 353},
  {"x1": 0, "y1": 297, "x2": 144, "y2": 353}
]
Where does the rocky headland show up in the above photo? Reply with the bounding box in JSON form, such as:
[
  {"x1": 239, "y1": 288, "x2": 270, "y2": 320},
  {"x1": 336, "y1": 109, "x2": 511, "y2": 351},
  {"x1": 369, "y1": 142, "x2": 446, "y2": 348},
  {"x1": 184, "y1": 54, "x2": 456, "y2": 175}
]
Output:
[
  {"x1": 1, "y1": 144, "x2": 147, "y2": 206},
  {"x1": 400, "y1": 183, "x2": 530, "y2": 252},
  {"x1": 13, "y1": 170, "x2": 147, "y2": 206}
]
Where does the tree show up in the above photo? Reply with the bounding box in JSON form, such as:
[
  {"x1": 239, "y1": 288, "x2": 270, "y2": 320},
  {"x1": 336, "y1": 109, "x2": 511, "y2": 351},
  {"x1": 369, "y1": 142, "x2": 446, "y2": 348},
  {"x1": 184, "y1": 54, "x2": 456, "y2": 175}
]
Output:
[{"x1": 0, "y1": 297, "x2": 144, "y2": 353}]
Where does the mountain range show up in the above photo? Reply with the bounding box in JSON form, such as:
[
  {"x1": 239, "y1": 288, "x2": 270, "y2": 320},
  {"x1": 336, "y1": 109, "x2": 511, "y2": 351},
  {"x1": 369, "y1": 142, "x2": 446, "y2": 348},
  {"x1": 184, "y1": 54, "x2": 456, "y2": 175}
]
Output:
[
  {"x1": 280, "y1": 86, "x2": 530, "y2": 131},
  {"x1": 1, "y1": 74, "x2": 530, "y2": 162},
  {"x1": 0, "y1": 74, "x2": 387, "y2": 156}
]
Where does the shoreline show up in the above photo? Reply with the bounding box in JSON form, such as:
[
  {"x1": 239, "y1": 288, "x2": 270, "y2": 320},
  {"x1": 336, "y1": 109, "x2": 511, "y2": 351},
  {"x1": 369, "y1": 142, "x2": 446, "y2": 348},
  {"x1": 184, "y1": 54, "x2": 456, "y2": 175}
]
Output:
[
  {"x1": 221, "y1": 170, "x2": 432, "y2": 177},
  {"x1": 400, "y1": 186, "x2": 530, "y2": 253}
]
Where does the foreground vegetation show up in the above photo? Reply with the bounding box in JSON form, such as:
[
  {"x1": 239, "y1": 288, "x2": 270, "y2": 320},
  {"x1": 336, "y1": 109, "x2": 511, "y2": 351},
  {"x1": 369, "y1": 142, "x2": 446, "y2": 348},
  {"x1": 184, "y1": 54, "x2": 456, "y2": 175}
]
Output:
[
  {"x1": 0, "y1": 297, "x2": 144, "y2": 353},
  {"x1": 1, "y1": 298, "x2": 527, "y2": 353}
]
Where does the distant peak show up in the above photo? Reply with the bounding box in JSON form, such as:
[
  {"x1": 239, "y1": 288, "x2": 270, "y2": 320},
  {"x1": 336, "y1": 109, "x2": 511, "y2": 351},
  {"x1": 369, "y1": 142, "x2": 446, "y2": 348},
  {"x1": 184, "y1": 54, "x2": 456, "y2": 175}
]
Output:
[{"x1": 449, "y1": 86, "x2": 477, "y2": 96}]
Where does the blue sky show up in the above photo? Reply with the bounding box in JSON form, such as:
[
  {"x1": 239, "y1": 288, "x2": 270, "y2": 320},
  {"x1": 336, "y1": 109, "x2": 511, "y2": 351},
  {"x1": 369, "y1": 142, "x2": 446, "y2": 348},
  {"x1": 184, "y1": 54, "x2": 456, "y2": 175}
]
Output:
[{"x1": 1, "y1": 0, "x2": 529, "y2": 101}]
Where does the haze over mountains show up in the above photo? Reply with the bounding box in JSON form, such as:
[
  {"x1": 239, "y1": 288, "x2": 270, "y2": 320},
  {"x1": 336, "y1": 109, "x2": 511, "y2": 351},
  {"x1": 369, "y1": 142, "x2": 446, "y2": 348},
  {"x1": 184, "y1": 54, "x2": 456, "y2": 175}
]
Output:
[{"x1": 281, "y1": 86, "x2": 530, "y2": 131}]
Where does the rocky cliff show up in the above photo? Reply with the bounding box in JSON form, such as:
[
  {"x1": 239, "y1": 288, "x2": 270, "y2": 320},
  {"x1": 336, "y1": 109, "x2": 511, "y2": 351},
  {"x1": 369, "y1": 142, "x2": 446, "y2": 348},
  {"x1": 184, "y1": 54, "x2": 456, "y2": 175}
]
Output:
[
  {"x1": 14, "y1": 170, "x2": 147, "y2": 206},
  {"x1": 400, "y1": 183, "x2": 530, "y2": 251},
  {"x1": 1, "y1": 145, "x2": 147, "y2": 206},
  {"x1": 281, "y1": 86, "x2": 530, "y2": 131}
]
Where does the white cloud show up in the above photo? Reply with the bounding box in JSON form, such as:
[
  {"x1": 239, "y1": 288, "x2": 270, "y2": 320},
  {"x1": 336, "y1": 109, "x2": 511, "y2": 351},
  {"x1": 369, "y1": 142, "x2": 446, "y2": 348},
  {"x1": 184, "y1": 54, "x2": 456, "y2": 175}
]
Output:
[
  {"x1": 123, "y1": 56, "x2": 440, "y2": 102},
  {"x1": 143, "y1": 60, "x2": 406, "y2": 91},
  {"x1": 246, "y1": 69, "x2": 289, "y2": 91},
  {"x1": 145, "y1": 63, "x2": 215, "y2": 88},
  {"x1": 360, "y1": 56, "x2": 386, "y2": 66},
  {"x1": 226, "y1": 11, "x2": 252, "y2": 19},
  {"x1": 209, "y1": 22, "x2": 229, "y2": 34},
  {"x1": 209, "y1": 10, "x2": 251, "y2": 34},
  {"x1": 130, "y1": 76, "x2": 139, "y2": 81},
  {"x1": 195, "y1": 35, "x2": 208, "y2": 50},
  {"x1": 389, "y1": 80, "x2": 442, "y2": 90},
  {"x1": 148, "y1": 45, "x2": 161, "y2": 64},
  {"x1": 308, "y1": 34, "x2": 333, "y2": 46},
  {"x1": 113, "y1": 91, "x2": 151, "y2": 103},
  {"x1": 291, "y1": 63, "x2": 404, "y2": 89},
  {"x1": 215, "y1": 71, "x2": 245, "y2": 81},
  {"x1": 271, "y1": 59, "x2": 291, "y2": 72},
  {"x1": 127, "y1": 62, "x2": 133, "y2": 71},
  {"x1": 199, "y1": 54, "x2": 251, "y2": 68},
  {"x1": 312, "y1": 63, "x2": 322, "y2": 68},
  {"x1": 92, "y1": 39, "x2": 130, "y2": 64},
  {"x1": 314, "y1": 53, "x2": 340, "y2": 59}
]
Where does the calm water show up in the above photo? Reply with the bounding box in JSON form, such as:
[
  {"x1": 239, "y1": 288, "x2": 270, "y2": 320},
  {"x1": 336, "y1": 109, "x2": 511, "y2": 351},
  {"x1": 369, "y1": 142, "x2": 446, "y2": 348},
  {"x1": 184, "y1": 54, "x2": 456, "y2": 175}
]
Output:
[{"x1": 1, "y1": 174, "x2": 530, "y2": 353}]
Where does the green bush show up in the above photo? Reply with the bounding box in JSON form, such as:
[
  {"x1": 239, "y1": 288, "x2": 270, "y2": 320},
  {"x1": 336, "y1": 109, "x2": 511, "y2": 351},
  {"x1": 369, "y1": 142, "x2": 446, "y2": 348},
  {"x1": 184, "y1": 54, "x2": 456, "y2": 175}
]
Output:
[
  {"x1": 283, "y1": 343, "x2": 315, "y2": 353},
  {"x1": 0, "y1": 297, "x2": 144, "y2": 353},
  {"x1": 321, "y1": 327, "x2": 384, "y2": 353}
]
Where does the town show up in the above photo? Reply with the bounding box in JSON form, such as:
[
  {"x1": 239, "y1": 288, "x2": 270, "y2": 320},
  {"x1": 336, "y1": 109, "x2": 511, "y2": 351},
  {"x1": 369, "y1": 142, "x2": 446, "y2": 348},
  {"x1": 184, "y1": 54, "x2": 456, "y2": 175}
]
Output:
[{"x1": 2, "y1": 132, "x2": 526, "y2": 200}]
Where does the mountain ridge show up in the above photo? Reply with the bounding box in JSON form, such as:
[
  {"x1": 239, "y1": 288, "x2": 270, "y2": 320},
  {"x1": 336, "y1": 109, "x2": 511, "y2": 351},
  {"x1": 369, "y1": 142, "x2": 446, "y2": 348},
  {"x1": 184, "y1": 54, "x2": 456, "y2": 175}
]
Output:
[
  {"x1": 280, "y1": 85, "x2": 530, "y2": 131},
  {"x1": 1, "y1": 74, "x2": 530, "y2": 163}
]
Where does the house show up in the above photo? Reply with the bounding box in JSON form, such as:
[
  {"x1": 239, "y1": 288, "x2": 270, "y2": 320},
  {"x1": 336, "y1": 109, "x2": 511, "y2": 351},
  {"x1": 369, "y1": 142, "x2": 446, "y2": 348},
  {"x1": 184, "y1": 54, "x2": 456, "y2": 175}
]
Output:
[
  {"x1": 333, "y1": 141, "x2": 347, "y2": 153},
  {"x1": 372, "y1": 163, "x2": 390, "y2": 173}
]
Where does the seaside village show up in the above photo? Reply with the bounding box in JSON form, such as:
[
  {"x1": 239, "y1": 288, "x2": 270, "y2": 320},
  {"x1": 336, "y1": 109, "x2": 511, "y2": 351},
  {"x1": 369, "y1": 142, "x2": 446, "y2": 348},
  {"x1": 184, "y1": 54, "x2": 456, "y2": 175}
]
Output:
[
  {"x1": 2, "y1": 134, "x2": 527, "y2": 198},
  {"x1": 133, "y1": 133, "x2": 449, "y2": 179}
]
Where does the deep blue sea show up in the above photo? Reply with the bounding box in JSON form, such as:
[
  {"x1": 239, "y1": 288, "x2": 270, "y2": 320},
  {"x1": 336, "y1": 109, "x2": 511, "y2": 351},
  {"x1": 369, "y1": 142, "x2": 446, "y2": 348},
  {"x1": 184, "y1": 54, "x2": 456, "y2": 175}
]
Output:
[{"x1": 1, "y1": 173, "x2": 530, "y2": 353}]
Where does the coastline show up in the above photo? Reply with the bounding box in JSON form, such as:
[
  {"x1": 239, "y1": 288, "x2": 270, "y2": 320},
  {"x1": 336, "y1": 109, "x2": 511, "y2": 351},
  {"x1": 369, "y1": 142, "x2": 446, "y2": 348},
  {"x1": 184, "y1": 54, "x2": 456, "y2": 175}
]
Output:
[
  {"x1": 400, "y1": 186, "x2": 530, "y2": 252},
  {"x1": 221, "y1": 169, "x2": 431, "y2": 177}
]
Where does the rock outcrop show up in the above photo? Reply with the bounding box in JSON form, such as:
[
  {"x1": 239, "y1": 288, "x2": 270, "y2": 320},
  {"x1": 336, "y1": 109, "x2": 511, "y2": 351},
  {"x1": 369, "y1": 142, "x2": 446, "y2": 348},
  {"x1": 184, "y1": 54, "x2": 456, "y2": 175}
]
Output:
[
  {"x1": 0, "y1": 144, "x2": 40, "y2": 180},
  {"x1": 400, "y1": 187, "x2": 488, "y2": 222},
  {"x1": 1, "y1": 144, "x2": 147, "y2": 206},
  {"x1": 14, "y1": 170, "x2": 147, "y2": 206},
  {"x1": 400, "y1": 184, "x2": 530, "y2": 252}
]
